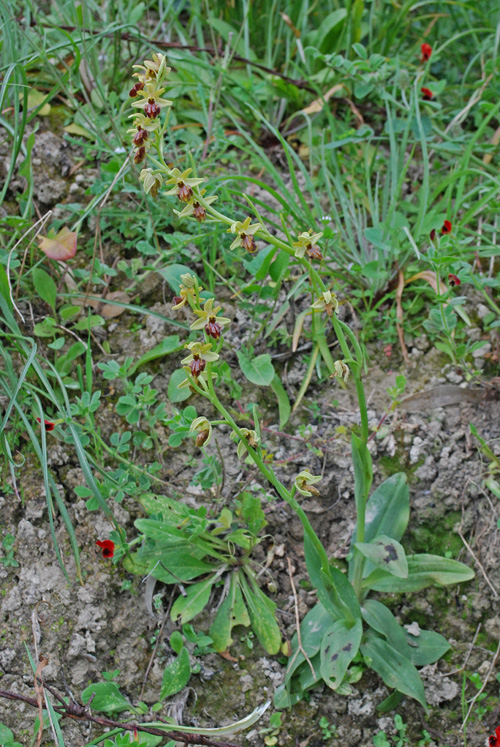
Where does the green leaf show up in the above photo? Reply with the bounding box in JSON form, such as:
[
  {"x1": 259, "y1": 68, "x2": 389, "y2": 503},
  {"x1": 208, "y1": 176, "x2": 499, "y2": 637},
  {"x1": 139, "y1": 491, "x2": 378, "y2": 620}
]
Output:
[
  {"x1": 354, "y1": 535, "x2": 408, "y2": 578},
  {"x1": 237, "y1": 351, "x2": 275, "y2": 386},
  {"x1": 210, "y1": 574, "x2": 251, "y2": 652},
  {"x1": 171, "y1": 576, "x2": 217, "y2": 624},
  {"x1": 158, "y1": 264, "x2": 202, "y2": 293},
  {"x1": 0, "y1": 266, "x2": 13, "y2": 309},
  {"x1": 160, "y1": 642, "x2": 191, "y2": 700},
  {"x1": 270, "y1": 374, "x2": 291, "y2": 427},
  {"x1": 32, "y1": 268, "x2": 57, "y2": 310},
  {"x1": 240, "y1": 574, "x2": 281, "y2": 654},
  {"x1": 168, "y1": 368, "x2": 191, "y2": 403},
  {"x1": 81, "y1": 682, "x2": 131, "y2": 713},
  {"x1": 364, "y1": 554, "x2": 474, "y2": 593},
  {"x1": 361, "y1": 600, "x2": 413, "y2": 660},
  {"x1": 405, "y1": 628, "x2": 451, "y2": 667},
  {"x1": 130, "y1": 336, "x2": 181, "y2": 373},
  {"x1": 303, "y1": 531, "x2": 344, "y2": 620},
  {"x1": 285, "y1": 603, "x2": 331, "y2": 684},
  {"x1": 320, "y1": 618, "x2": 362, "y2": 689},
  {"x1": 361, "y1": 633, "x2": 427, "y2": 709},
  {"x1": 350, "y1": 473, "x2": 409, "y2": 582},
  {"x1": 351, "y1": 433, "x2": 373, "y2": 518}
]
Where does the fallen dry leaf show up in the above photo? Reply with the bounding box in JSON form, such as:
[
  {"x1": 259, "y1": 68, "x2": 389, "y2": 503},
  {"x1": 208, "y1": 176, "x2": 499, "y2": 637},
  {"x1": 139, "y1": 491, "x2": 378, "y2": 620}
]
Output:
[
  {"x1": 85, "y1": 291, "x2": 131, "y2": 318},
  {"x1": 39, "y1": 226, "x2": 77, "y2": 261}
]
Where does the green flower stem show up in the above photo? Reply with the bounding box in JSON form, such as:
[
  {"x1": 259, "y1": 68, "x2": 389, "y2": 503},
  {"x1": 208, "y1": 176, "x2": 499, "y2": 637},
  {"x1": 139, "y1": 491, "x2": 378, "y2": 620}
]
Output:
[{"x1": 204, "y1": 364, "x2": 332, "y2": 576}]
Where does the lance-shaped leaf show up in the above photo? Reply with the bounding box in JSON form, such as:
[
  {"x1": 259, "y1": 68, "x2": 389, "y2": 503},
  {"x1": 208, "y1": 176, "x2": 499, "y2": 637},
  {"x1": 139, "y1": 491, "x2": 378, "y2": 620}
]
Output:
[
  {"x1": 171, "y1": 575, "x2": 219, "y2": 624},
  {"x1": 284, "y1": 602, "x2": 331, "y2": 685},
  {"x1": 361, "y1": 632, "x2": 427, "y2": 710},
  {"x1": 160, "y1": 632, "x2": 191, "y2": 700},
  {"x1": 210, "y1": 573, "x2": 250, "y2": 652},
  {"x1": 363, "y1": 553, "x2": 474, "y2": 593},
  {"x1": 362, "y1": 599, "x2": 413, "y2": 659},
  {"x1": 38, "y1": 227, "x2": 77, "y2": 261},
  {"x1": 320, "y1": 618, "x2": 362, "y2": 689},
  {"x1": 81, "y1": 682, "x2": 132, "y2": 713},
  {"x1": 239, "y1": 573, "x2": 281, "y2": 654},
  {"x1": 355, "y1": 534, "x2": 408, "y2": 578}
]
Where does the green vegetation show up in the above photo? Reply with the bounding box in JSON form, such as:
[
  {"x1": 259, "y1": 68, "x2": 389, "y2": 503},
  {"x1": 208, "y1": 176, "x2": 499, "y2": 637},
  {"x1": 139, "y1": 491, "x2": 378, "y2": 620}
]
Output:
[{"x1": 1, "y1": 0, "x2": 499, "y2": 744}]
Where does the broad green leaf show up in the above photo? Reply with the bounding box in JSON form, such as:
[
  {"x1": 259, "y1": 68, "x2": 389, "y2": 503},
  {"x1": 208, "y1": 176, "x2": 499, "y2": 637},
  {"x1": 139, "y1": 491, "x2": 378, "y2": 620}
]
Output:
[
  {"x1": 324, "y1": 565, "x2": 362, "y2": 623},
  {"x1": 285, "y1": 602, "x2": 331, "y2": 684},
  {"x1": 405, "y1": 628, "x2": 451, "y2": 667},
  {"x1": 171, "y1": 576, "x2": 217, "y2": 624},
  {"x1": 144, "y1": 552, "x2": 215, "y2": 584},
  {"x1": 240, "y1": 574, "x2": 281, "y2": 654},
  {"x1": 0, "y1": 724, "x2": 14, "y2": 743},
  {"x1": 158, "y1": 264, "x2": 202, "y2": 293},
  {"x1": 361, "y1": 633, "x2": 427, "y2": 709},
  {"x1": 270, "y1": 374, "x2": 291, "y2": 427},
  {"x1": 130, "y1": 336, "x2": 181, "y2": 373},
  {"x1": 303, "y1": 531, "x2": 344, "y2": 620},
  {"x1": 160, "y1": 643, "x2": 191, "y2": 700},
  {"x1": 237, "y1": 351, "x2": 275, "y2": 386},
  {"x1": 350, "y1": 472, "x2": 409, "y2": 582},
  {"x1": 168, "y1": 368, "x2": 191, "y2": 403},
  {"x1": 320, "y1": 618, "x2": 362, "y2": 689},
  {"x1": 243, "y1": 245, "x2": 276, "y2": 279},
  {"x1": 355, "y1": 535, "x2": 408, "y2": 578},
  {"x1": 364, "y1": 554, "x2": 474, "y2": 593},
  {"x1": 81, "y1": 682, "x2": 131, "y2": 713},
  {"x1": 361, "y1": 599, "x2": 413, "y2": 660},
  {"x1": 32, "y1": 268, "x2": 57, "y2": 310},
  {"x1": 210, "y1": 574, "x2": 250, "y2": 652}
]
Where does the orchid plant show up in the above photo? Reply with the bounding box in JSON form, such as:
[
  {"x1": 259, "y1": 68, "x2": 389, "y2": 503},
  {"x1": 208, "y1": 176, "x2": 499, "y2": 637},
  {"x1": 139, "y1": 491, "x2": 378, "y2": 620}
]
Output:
[{"x1": 124, "y1": 53, "x2": 474, "y2": 709}]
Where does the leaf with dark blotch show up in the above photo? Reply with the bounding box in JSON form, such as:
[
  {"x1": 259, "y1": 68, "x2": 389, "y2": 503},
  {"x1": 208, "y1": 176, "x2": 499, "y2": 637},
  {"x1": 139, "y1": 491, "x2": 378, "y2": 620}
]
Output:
[
  {"x1": 355, "y1": 534, "x2": 408, "y2": 578},
  {"x1": 320, "y1": 618, "x2": 362, "y2": 689}
]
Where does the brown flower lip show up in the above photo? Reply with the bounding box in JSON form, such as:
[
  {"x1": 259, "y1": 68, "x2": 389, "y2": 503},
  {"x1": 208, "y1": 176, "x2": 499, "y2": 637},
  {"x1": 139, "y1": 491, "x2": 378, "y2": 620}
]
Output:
[
  {"x1": 134, "y1": 146, "x2": 146, "y2": 164},
  {"x1": 129, "y1": 81, "x2": 145, "y2": 98},
  {"x1": 193, "y1": 203, "x2": 207, "y2": 222},
  {"x1": 190, "y1": 356, "x2": 206, "y2": 377},
  {"x1": 241, "y1": 233, "x2": 257, "y2": 253},
  {"x1": 205, "y1": 317, "x2": 222, "y2": 339},
  {"x1": 307, "y1": 244, "x2": 323, "y2": 260},
  {"x1": 144, "y1": 99, "x2": 161, "y2": 118},
  {"x1": 177, "y1": 182, "x2": 193, "y2": 202},
  {"x1": 133, "y1": 128, "x2": 148, "y2": 146},
  {"x1": 196, "y1": 429, "x2": 210, "y2": 447}
]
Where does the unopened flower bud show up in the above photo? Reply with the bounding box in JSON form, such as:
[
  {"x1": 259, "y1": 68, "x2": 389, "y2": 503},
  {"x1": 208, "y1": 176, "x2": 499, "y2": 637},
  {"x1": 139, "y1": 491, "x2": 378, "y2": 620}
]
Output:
[
  {"x1": 190, "y1": 416, "x2": 212, "y2": 447},
  {"x1": 180, "y1": 273, "x2": 196, "y2": 288},
  {"x1": 177, "y1": 182, "x2": 193, "y2": 202}
]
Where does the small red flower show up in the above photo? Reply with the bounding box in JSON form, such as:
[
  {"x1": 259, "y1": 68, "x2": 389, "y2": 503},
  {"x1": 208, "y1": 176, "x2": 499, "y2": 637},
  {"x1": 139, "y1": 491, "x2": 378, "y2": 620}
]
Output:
[
  {"x1": 205, "y1": 317, "x2": 222, "y2": 339},
  {"x1": 96, "y1": 540, "x2": 115, "y2": 558},
  {"x1": 421, "y1": 43, "x2": 432, "y2": 62},
  {"x1": 421, "y1": 87, "x2": 434, "y2": 100},
  {"x1": 441, "y1": 220, "x2": 452, "y2": 235},
  {"x1": 144, "y1": 99, "x2": 161, "y2": 119},
  {"x1": 383, "y1": 344, "x2": 392, "y2": 358},
  {"x1": 448, "y1": 273, "x2": 461, "y2": 287},
  {"x1": 489, "y1": 726, "x2": 500, "y2": 746},
  {"x1": 37, "y1": 418, "x2": 55, "y2": 432}
]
